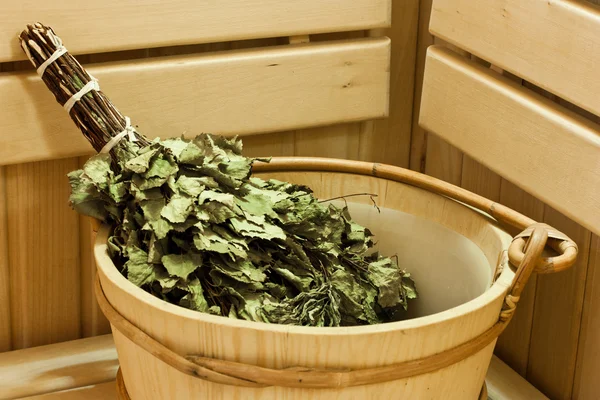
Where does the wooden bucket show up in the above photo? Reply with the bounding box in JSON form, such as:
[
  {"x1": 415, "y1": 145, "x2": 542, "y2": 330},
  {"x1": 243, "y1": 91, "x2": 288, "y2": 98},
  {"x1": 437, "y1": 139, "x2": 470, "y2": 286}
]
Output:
[{"x1": 94, "y1": 158, "x2": 577, "y2": 400}]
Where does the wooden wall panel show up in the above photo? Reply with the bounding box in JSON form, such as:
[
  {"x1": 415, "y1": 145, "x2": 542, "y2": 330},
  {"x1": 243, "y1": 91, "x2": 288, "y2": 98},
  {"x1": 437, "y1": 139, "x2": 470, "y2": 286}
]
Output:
[
  {"x1": 0, "y1": 37, "x2": 391, "y2": 166},
  {"x1": 0, "y1": 166, "x2": 11, "y2": 352},
  {"x1": 6, "y1": 159, "x2": 81, "y2": 349},
  {"x1": 527, "y1": 208, "x2": 592, "y2": 399},
  {"x1": 79, "y1": 154, "x2": 110, "y2": 338},
  {"x1": 430, "y1": 0, "x2": 600, "y2": 117},
  {"x1": 495, "y1": 180, "x2": 546, "y2": 377},
  {"x1": 409, "y1": 0, "x2": 433, "y2": 173},
  {"x1": 420, "y1": 46, "x2": 600, "y2": 236},
  {"x1": 296, "y1": 123, "x2": 360, "y2": 160},
  {"x1": 358, "y1": 0, "x2": 419, "y2": 167},
  {"x1": 0, "y1": 0, "x2": 391, "y2": 62},
  {"x1": 574, "y1": 235, "x2": 600, "y2": 399}
]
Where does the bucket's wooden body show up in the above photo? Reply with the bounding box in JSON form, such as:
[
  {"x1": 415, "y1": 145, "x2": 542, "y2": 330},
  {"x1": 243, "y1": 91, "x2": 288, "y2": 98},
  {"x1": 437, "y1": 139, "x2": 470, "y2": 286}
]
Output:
[{"x1": 95, "y1": 170, "x2": 515, "y2": 400}]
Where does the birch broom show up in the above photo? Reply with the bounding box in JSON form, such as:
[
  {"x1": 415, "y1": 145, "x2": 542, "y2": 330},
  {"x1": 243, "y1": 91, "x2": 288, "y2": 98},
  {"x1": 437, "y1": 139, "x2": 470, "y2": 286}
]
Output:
[{"x1": 19, "y1": 23, "x2": 416, "y2": 327}]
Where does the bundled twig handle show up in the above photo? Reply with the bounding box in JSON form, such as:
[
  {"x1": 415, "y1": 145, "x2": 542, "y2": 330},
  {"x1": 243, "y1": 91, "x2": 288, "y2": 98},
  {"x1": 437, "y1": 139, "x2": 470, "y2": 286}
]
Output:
[{"x1": 19, "y1": 23, "x2": 149, "y2": 154}]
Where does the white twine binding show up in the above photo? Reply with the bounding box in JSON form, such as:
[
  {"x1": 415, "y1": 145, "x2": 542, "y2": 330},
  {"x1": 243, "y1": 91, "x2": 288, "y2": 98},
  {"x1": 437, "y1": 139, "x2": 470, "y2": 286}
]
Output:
[
  {"x1": 36, "y1": 46, "x2": 68, "y2": 76},
  {"x1": 63, "y1": 78, "x2": 100, "y2": 113},
  {"x1": 100, "y1": 116, "x2": 138, "y2": 154}
]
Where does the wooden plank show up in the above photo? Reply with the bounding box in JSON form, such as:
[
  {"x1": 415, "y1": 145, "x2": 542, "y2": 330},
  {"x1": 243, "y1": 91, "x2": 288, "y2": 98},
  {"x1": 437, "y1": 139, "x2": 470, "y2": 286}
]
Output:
[
  {"x1": 424, "y1": 136, "x2": 463, "y2": 185},
  {"x1": 0, "y1": 166, "x2": 11, "y2": 352},
  {"x1": 487, "y1": 356, "x2": 549, "y2": 400},
  {"x1": 358, "y1": 0, "x2": 419, "y2": 166},
  {"x1": 0, "y1": 37, "x2": 391, "y2": 166},
  {"x1": 573, "y1": 234, "x2": 600, "y2": 399},
  {"x1": 80, "y1": 213, "x2": 111, "y2": 338},
  {"x1": 78, "y1": 155, "x2": 111, "y2": 338},
  {"x1": 527, "y1": 208, "x2": 592, "y2": 399},
  {"x1": 296, "y1": 123, "x2": 360, "y2": 160},
  {"x1": 241, "y1": 132, "x2": 296, "y2": 158},
  {"x1": 460, "y1": 156, "x2": 501, "y2": 202},
  {"x1": 495, "y1": 180, "x2": 546, "y2": 376},
  {"x1": 23, "y1": 382, "x2": 117, "y2": 400},
  {"x1": 0, "y1": 0, "x2": 391, "y2": 62},
  {"x1": 419, "y1": 46, "x2": 600, "y2": 235},
  {"x1": 6, "y1": 158, "x2": 81, "y2": 349},
  {"x1": 430, "y1": 0, "x2": 600, "y2": 117},
  {"x1": 419, "y1": 37, "x2": 467, "y2": 186},
  {"x1": 408, "y1": 0, "x2": 434, "y2": 173},
  {"x1": 0, "y1": 334, "x2": 118, "y2": 399}
]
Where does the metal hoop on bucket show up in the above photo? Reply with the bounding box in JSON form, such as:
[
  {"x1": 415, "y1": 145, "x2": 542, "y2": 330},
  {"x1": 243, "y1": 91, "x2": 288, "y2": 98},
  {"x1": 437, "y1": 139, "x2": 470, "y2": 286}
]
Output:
[{"x1": 93, "y1": 158, "x2": 578, "y2": 390}]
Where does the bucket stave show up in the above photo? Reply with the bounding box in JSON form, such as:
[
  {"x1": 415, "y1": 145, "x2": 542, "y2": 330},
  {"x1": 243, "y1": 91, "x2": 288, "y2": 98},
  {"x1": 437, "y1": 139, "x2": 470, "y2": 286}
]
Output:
[{"x1": 95, "y1": 158, "x2": 576, "y2": 400}]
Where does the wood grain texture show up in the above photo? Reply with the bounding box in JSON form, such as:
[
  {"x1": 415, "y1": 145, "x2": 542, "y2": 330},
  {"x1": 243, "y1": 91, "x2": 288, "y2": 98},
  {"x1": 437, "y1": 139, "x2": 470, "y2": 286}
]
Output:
[
  {"x1": 0, "y1": 334, "x2": 118, "y2": 399},
  {"x1": 486, "y1": 356, "x2": 549, "y2": 400},
  {"x1": 0, "y1": 0, "x2": 391, "y2": 62},
  {"x1": 358, "y1": 0, "x2": 419, "y2": 166},
  {"x1": 0, "y1": 38, "x2": 391, "y2": 166},
  {"x1": 16, "y1": 347, "x2": 542, "y2": 400},
  {"x1": 424, "y1": 136, "x2": 463, "y2": 185},
  {"x1": 430, "y1": 0, "x2": 600, "y2": 117},
  {"x1": 78, "y1": 155, "x2": 110, "y2": 338},
  {"x1": 494, "y1": 180, "x2": 546, "y2": 377},
  {"x1": 295, "y1": 123, "x2": 360, "y2": 160},
  {"x1": 409, "y1": 0, "x2": 434, "y2": 173},
  {"x1": 460, "y1": 156, "x2": 501, "y2": 202},
  {"x1": 0, "y1": 166, "x2": 11, "y2": 352},
  {"x1": 419, "y1": 37, "x2": 467, "y2": 186},
  {"x1": 573, "y1": 234, "x2": 600, "y2": 400},
  {"x1": 527, "y1": 208, "x2": 592, "y2": 399},
  {"x1": 22, "y1": 382, "x2": 117, "y2": 400},
  {"x1": 240, "y1": 131, "x2": 296, "y2": 159},
  {"x1": 6, "y1": 158, "x2": 81, "y2": 349},
  {"x1": 419, "y1": 46, "x2": 600, "y2": 235},
  {"x1": 80, "y1": 213, "x2": 110, "y2": 338}
]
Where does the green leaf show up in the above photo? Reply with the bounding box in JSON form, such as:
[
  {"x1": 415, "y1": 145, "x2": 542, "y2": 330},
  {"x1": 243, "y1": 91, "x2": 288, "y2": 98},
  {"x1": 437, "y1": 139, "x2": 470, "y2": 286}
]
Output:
[
  {"x1": 161, "y1": 194, "x2": 193, "y2": 223},
  {"x1": 125, "y1": 148, "x2": 159, "y2": 173},
  {"x1": 146, "y1": 156, "x2": 178, "y2": 179},
  {"x1": 161, "y1": 253, "x2": 201, "y2": 279},
  {"x1": 179, "y1": 278, "x2": 210, "y2": 312},
  {"x1": 125, "y1": 246, "x2": 156, "y2": 287},
  {"x1": 229, "y1": 215, "x2": 286, "y2": 240},
  {"x1": 176, "y1": 176, "x2": 206, "y2": 197},
  {"x1": 367, "y1": 258, "x2": 403, "y2": 308},
  {"x1": 83, "y1": 153, "x2": 113, "y2": 189}
]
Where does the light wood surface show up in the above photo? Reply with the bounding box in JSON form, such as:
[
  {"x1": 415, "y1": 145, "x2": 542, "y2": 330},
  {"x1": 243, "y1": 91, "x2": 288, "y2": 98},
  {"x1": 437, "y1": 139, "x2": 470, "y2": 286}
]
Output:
[
  {"x1": 0, "y1": 166, "x2": 10, "y2": 353},
  {"x1": 0, "y1": 334, "x2": 118, "y2": 399},
  {"x1": 574, "y1": 234, "x2": 600, "y2": 399},
  {"x1": 429, "y1": 0, "x2": 600, "y2": 117},
  {"x1": 419, "y1": 46, "x2": 600, "y2": 236},
  {"x1": 8, "y1": 340, "x2": 542, "y2": 400},
  {"x1": 97, "y1": 167, "x2": 516, "y2": 399},
  {"x1": 0, "y1": 38, "x2": 390, "y2": 166},
  {"x1": 495, "y1": 180, "x2": 546, "y2": 376},
  {"x1": 408, "y1": 0, "x2": 433, "y2": 172},
  {"x1": 0, "y1": 0, "x2": 391, "y2": 62},
  {"x1": 486, "y1": 356, "x2": 548, "y2": 400},
  {"x1": 6, "y1": 159, "x2": 81, "y2": 349},
  {"x1": 421, "y1": 37, "x2": 468, "y2": 186},
  {"x1": 78, "y1": 156, "x2": 111, "y2": 338},
  {"x1": 527, "y1": 208, "x2": 592, "y2": 399},
  {"x1": 22, "y1": 382, "x2": 118, "y2": 400},
  {"x1": 424, "y1": 136, "x2": 463, "y2": 186},
  {"x1": 357, "y1": 0, "x2": 419, "y2": 167}
]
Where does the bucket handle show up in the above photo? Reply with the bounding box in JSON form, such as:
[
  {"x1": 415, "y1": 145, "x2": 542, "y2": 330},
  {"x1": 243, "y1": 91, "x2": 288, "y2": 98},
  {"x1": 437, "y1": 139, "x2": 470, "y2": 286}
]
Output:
[{"x1": 94, "y1": 223, "x2": 576, "y2": 389}]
